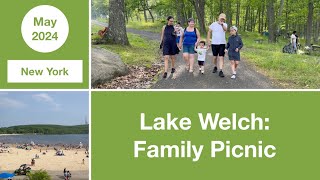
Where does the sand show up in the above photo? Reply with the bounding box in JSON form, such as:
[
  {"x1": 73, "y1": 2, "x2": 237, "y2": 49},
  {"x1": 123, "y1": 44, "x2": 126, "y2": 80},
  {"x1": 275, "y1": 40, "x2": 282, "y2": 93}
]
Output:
[{"x1": 0, "y1": 146, "x2": 89, "y2": 180}]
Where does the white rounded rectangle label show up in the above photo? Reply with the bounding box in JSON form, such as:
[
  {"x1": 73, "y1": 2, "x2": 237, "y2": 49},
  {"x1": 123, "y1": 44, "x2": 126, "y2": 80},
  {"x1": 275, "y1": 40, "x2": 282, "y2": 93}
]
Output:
[{"x1": 7, "y1": 60, "x2": 83, "y2": 83}]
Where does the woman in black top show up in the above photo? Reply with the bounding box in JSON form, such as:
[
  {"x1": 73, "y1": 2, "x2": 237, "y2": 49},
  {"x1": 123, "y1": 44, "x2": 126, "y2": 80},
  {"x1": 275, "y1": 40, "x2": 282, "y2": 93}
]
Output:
[{"x1": 160, "y1": 16, "x2": 178, "y2": 78}]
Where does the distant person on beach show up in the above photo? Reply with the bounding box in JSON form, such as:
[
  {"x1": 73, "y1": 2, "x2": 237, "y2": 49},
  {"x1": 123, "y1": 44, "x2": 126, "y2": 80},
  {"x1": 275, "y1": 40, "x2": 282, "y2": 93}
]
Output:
[
  {"x1": 160, "y1": 16, "x2": 179, "y2": 78},
  {"x1": 82, "y1": 158, "x2": 85, "y2": 164},
  {"x1": 207, "y1": 13, "x2": 228, "y2": 77},
  {"x1": 179, "y1": 18, "x2": 201, "y2": 73},
  {"x1": 31, "y1": 158, "x2": 35, "y2": 166},
  {"x1": 225, "y1": 26, "x2": 243, "y2": 79},
  {"x1": 67, "y1": 171, "x2": 72, "y2": 179},
  {"x1": 194, "y1": 41, "x2": 209, "y2": 74}
]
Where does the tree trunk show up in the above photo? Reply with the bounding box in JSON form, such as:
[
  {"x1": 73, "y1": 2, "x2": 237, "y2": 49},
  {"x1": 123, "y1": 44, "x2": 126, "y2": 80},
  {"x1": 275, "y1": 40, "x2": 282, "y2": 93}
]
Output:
[
  {"x1": 266, "y1": 0, "x2": 276, "y2": 43},
  {"x1": 306, "y1": 0, "x2": 314, "y2": 46},
  {"x1": 285, "y1": 0, "x2": 289, "y2": 32},
  {"x1": 107, "y1": 0, "x2": 130, "y2": 45},
  {"x1": 176, "y1": 0, "x2": 186, "y2": 26},
  {"x1": 220, "y1": 0, "x2": 223, "y2": 13},
  {"x1": 192, "y1": 0, "x2": 206, "y2": 34},
  {"x1": 261, "y1": 0, "x2": 265, "y2": 32},
  {"x1": 244, "y1": 5, "x2": 249, "y2": 31},
  {"x1": 277, "y1": 0, "x2": 285, "y2": 32},
  {"x1": 226, "y1": 0, "x2": 232, "y2": 27},
  {"x1": 209, "y1": 0, "x2": 215, "y2": 22},
  {"x1": 147, "y1": 9, "x2": 154, "y2": 23},
  {"x1": 236, "y1": 0, "x2": 240, "y2": 28},
  {"x1": 145, "y1": 0, "x2": 154, "y2": 23},
  {"x1": 258, "y1": 7, "x2": 261, "y2": 33},
  {"x1": 143, "y1": 9, "x2": 148, "y2": 22}
]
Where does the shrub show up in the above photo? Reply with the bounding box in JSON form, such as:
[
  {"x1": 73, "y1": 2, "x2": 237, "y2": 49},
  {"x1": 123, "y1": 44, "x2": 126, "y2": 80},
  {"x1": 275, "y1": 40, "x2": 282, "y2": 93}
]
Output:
[{"x1": 27, "y1": 170, "x2": 51, "y2": 180}]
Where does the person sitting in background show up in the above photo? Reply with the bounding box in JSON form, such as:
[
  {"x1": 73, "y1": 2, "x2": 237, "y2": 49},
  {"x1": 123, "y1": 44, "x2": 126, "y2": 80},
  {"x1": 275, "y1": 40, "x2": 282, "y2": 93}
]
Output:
[{"x1": 291, "y1": 31, "x2": 298, "y2": 52}]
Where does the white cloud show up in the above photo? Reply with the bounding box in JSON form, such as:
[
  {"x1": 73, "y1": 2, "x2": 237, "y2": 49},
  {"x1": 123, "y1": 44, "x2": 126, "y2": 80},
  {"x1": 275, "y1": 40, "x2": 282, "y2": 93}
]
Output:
[
  {"x1": 0, "y1": 97, "x2": 26, "y2": 109},
  {"x1": 32, "y1": 93, "x2": 61, "y2": 111}
]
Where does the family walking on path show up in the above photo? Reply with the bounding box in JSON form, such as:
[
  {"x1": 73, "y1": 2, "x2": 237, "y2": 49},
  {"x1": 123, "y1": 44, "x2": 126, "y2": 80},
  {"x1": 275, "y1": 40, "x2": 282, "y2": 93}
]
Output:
[{"x1": 160, "y1": 13, "x2": 243, "y2": 80}]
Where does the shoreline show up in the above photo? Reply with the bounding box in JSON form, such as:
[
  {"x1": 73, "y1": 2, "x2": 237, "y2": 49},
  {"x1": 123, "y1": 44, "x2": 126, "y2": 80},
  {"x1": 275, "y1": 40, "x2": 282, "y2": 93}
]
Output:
[
  {"x1": 0, "y1": 134, "x2": 21, "y2": 136},
  {"x1": 0, "y1": 134, "x2": 89, "y2": 147},
  {"x1": 0, "y1": 147, "x2": 89, "y2": 179}
]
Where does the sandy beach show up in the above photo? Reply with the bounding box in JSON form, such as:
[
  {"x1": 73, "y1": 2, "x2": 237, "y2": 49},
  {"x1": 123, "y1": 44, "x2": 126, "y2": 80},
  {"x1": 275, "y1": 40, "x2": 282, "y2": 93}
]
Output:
[{"x1": 0, "y1": 146, "x2": 89, "y2": 180}]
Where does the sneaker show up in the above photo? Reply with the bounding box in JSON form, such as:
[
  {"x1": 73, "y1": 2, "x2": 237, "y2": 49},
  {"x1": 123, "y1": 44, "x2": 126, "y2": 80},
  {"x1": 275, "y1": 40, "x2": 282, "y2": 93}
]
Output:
[
  {"x1": 171, "y1": 68, "x2": 176, "y2": 74},
  {"x1": 201, "y1": 70, "x2": 205, "y2": 74},
  {"x1": 231, "y1": 74, "x2": 236, "y2": 79},
  {"x1": 219, "y1": 71, "x2": 225, "y2": 78},
  {"x1": 189, "y1": 69, "x2": 194, "y2": 73},
  {"x1": 212, "y1": 67, "x2": 218, "y2": 73},
  {"x1": 199, "y1": 68, "x2": 202, "y2": 72},
  {"x1": 163, "y1": 72, "x2": 168, "y2": 78}
]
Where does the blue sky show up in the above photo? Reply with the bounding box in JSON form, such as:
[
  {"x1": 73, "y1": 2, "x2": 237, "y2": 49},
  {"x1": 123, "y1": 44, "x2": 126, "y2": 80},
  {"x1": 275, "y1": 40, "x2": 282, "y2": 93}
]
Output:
[{"x1": 0, "y1": 92, "x2": 89, "y2": 127}]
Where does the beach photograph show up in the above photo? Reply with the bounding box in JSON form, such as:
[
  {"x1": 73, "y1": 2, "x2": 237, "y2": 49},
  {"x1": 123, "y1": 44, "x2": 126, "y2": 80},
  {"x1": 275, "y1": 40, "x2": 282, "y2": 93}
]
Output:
[{"x1": 0, "y1": 92, "x2": 89, "y2": 180}]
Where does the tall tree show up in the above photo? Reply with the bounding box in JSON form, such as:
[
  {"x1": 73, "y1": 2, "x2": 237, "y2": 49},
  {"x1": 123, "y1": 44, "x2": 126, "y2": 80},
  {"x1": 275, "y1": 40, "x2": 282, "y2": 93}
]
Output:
[
  {"x1": 108, "y1": 0, "x2": 130, "y2": 45},
  {"x1": 267, "y1": 0, "x2": 276, "y2": 42},
  {"x1": 236, "y1": 0, "x2": 241, "y2": 28},
  {"x1": 191, "y1": 0, "x2": 207, "y2": 34},
  {"x1": 306, "y1": 0, "x2": 314, "y2": 46},
  {"x1": 176, "y1": 0, "x2": 186, "y2": 26}
]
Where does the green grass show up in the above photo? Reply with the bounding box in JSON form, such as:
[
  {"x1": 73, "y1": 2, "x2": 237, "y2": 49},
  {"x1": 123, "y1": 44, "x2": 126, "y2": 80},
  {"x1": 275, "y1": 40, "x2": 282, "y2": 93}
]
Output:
[
  {"x1": 91, "y1": 23, "x2": 102, "y2": 33},
  {"x1": 93, "y1": 32, "x2": 159, "y2": 67},
  {"x1": 241, "y1": 32, "x2": 320, "y2": 88},
  {"x1": 127, "y1": 21, "x2": 164, "y2": 33},
  {"x1": 92, "y1": 23, "x2": 160, "y2": 67}
]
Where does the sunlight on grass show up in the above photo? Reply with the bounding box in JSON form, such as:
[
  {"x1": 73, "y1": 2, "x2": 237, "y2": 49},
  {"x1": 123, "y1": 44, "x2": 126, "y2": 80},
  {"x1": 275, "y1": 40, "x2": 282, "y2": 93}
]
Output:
[
  {"x1": 242, "y1": 35, "x2": 320, "y2": 88},
  {"x1": 94, "y1": 33, "x2": 159, "y2": 67},
  {"x1": 127, "y1": 21, "x2": 164, "y2": 33}
]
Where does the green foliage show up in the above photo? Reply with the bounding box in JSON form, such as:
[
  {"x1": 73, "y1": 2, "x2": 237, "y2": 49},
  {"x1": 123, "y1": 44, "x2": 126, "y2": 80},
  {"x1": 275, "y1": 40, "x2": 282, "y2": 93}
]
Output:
[
  {"x1": 242, "y1": 32, "x2": 320, "y2": 88},
  {"x1": 91, "y1": 0, "x2": 109, "y2": 19},
  {"x1": 0, "y1": 125, "x2": 89, "y2": 135},
  {"x1": 94, "y1": 33, "x2": 159, "y2": 67},
  {"x1": 27, "y1": 170, "x2": 51, "y2": 180},
  {"x1": 127, "y1": 21, "x2": 164, "y2": 33}
]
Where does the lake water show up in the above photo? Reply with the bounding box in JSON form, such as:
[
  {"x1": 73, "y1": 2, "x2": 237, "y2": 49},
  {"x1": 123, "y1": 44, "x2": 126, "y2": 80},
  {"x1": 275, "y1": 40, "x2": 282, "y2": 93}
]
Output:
[{"x1": 0, "y1": 134, "x2": 89, "y2": 145}]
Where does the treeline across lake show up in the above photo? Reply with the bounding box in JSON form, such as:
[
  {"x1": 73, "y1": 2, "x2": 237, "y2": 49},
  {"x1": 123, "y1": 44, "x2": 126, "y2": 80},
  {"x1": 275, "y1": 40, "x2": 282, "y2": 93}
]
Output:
[{"x1": 0, "y1": 124, "x2": 89, "y2": 135}]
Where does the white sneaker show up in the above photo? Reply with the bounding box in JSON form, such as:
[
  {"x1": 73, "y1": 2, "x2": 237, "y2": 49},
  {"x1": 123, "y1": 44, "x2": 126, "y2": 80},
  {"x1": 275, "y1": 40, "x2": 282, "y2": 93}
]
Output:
[
  {"x1": 231, "y1": 74, "x2": 236, "y2": 79},
  {"x1": 201, "y1": 70, "x2": 205, "y2": 74}
]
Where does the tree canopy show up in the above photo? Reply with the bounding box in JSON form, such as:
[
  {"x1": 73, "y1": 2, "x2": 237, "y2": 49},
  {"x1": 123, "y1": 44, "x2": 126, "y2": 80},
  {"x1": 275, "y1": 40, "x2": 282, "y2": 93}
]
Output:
[{"x1": 92, "y1": 0, "x2": 320, "y2": 44}]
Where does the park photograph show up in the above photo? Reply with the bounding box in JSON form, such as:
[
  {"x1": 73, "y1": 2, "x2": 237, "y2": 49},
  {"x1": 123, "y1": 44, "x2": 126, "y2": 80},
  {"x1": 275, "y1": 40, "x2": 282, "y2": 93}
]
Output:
[
  {"x1": 91, "y1": 0, "x2": 320, "y2": 89},
  {"x1": 0, "y1": 92, "x2": 89, "y2": 180}
]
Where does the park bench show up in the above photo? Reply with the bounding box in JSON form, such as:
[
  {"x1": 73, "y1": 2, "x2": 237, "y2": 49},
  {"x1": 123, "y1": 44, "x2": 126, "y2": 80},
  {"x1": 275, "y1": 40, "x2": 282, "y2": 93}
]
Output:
[{"x1": 254, "y1": 39, "x2": 264, "y2": 44}]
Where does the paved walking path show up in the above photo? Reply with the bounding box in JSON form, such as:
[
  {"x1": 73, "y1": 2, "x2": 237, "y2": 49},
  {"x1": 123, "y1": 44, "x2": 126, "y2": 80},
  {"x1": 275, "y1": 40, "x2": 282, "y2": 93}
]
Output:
[{"x1": 92, "y1": 20, "x2": 276, "y2": 89}]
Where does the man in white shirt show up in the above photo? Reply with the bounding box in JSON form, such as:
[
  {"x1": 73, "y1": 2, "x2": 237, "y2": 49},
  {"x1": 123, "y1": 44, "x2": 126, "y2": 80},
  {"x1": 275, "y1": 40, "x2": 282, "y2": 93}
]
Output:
[
  {"x1": 291, "y1": 31, "x2": 298, "y2": 52},
  {"x1": 207, "y1": 13, "x2": 228, "y2": 78}
]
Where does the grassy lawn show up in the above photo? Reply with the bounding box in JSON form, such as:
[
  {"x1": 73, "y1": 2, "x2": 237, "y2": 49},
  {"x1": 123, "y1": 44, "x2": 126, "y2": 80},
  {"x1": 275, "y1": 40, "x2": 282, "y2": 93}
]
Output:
[
  {"x1": 240, "y1": 32, "x2": 320, "y2": 88},
  {"x1": 92, "y1": 24, "x2": 159, "y2": 67},
  {"x1": 127, "y1": 21, "x2": 164, "y2": 33}
]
